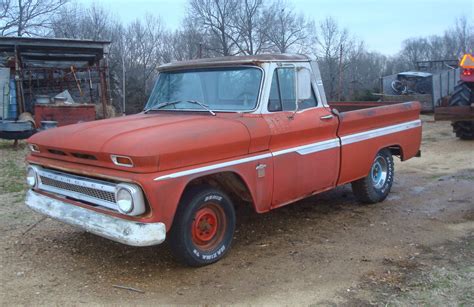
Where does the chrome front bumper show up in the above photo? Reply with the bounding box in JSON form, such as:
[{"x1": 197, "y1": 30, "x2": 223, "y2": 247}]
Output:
[{"x1": 25, "y1": 190, "x2": 166, "y2": 247}]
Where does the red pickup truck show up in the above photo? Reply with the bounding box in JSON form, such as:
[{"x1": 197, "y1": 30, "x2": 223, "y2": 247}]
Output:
[{"x1": 25, "y1": 54, "x2": 422, "y2": 266}]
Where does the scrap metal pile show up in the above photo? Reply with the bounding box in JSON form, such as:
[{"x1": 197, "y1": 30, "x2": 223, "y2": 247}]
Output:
[{"x1": 0, "y1": 37, "x2": 111, "y2": 143}]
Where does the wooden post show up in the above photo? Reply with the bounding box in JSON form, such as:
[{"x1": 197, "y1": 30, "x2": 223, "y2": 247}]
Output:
[
  {"x1": 98, "y1": 62, "x2": 108, "y2": 119},
  {"x1": 14, "y1": 45, "x2": 25, "y2": 115}
]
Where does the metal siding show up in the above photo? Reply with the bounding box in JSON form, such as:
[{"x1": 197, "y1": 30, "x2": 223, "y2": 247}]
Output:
[{"x1": 0, "y1": 68, "x2": 9, "y2": 119}]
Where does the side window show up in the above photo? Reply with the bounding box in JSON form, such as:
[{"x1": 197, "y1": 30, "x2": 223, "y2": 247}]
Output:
[
  {"x1": 278, "y1": 68, "x2": 296, "y2": 111},
  {"x1": 299, "y1": 89, "x2": 318, "y2": 110},
  {"x1": 268, "y1": 67, "x2": 318, "y2": 112},
  {"x1": 268, "y1": 70, "x2": 282, "y2": 111}
]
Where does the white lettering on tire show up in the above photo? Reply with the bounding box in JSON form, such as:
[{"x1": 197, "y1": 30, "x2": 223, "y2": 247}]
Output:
[
  {"x1": 199, "y1": 245, "x2": 226, "y2": 260},
  {"x1": 205, "y1": 195, "x2": 223, "y2": 202}
]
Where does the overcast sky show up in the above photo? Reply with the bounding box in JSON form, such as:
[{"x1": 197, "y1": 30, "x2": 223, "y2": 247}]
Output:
[{"x1": 78, "y1": 0, "x2": 473, "y2": 55}]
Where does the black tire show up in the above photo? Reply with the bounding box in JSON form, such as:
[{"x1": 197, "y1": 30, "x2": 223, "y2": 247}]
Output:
[
  {"x1": 351, "y1": 149, "x2": 394, "y2": 204},
  {"x1": 452, "y1": 121, "x2": 474, "y2": 140},
  {"x1": 168, "y1": 185, "x2": 235, "y2": 267},
  {"x1": 449, "y1": 83, "x2": 474, "y2": 140}
]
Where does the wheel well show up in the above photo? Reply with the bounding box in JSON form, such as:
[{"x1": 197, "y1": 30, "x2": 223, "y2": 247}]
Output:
[
  {"x1": 388, "y1": 145, "x2": 404, "y2": 160},
  {"x1": 184, "y1": 172, "x2": 254, "y2": 206}
]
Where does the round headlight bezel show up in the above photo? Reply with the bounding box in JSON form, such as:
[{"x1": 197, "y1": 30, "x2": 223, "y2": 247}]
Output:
[
  {"x1": 116, "y1": 187, "x2": 134, "y2": 214},
  {"x1": 26, "y1": 165, "x2": 38, "y2": 188},
  {"x1": 114, "y1": 183, "x2": 146, "y2": 216}
]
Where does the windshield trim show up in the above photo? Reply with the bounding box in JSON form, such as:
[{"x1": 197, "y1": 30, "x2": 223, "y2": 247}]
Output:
[{"x1": 144, "y1": 65, "x2": 265, "y2": 114}]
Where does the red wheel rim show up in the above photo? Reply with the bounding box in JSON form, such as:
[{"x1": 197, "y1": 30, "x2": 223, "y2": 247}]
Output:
[{"x1": 191, "y1": 203, "x2": 226, "y2": 251}]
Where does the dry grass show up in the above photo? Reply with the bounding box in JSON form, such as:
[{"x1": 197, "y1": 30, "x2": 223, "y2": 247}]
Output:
[{"x1": 0, "y1": 140, "x2": 28, "y2": 195}]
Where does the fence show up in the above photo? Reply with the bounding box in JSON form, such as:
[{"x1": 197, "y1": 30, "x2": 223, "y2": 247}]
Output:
[{"x1": 432, "y1": 68, "x2": 460, "y2": 107}]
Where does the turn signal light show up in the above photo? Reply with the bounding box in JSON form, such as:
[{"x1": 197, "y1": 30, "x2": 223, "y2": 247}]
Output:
[{"x1": 28, "y1": 144, "x2": 40, "y2": 153}]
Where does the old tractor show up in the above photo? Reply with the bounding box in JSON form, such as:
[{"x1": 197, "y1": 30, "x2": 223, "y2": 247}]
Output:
[{"x1": 435, "y1": 54, "x2": 474, "y2": 140}]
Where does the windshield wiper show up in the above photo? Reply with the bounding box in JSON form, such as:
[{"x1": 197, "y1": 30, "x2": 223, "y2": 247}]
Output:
[
  {"x1": 144, "y1": 100, "x2": 216, "y2": 116},
  {"x1": 184, "y1": 100, "x2": 216, "y2": 116},
  {"x1": 144, "y1": 100, "x2": 181, "y2": 113}
]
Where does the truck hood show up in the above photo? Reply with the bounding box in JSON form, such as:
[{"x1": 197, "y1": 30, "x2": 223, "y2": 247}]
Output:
[{"x1": 28, "y1": 112, "x2": 251, "y2": 173}]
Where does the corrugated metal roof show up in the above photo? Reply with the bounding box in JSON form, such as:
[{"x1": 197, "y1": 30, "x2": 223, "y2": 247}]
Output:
[
  {"x1": 0, "y1": 36, "x2": 111, "y2": 66},
  {"x1": 159, "y1": 53, "x2": 312, "y2": 70},
  {"x1": 0, "y1": 36, "x2": 110, "y2": 49}
]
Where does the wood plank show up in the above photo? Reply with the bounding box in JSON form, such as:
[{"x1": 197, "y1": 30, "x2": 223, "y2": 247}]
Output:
[{"x1": 434, "y1": 106, "x2": 474, "y2": 121}]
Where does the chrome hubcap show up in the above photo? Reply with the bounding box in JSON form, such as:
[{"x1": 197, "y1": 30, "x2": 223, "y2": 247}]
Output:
[{"x1": 371, "y1": 156, "x2": 388, "y2": 189}]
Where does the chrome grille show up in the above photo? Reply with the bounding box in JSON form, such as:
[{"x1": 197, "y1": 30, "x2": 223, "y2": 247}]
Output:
[
  {"x1": 36, "y1": 167, "x2": 118, "y2": 211},
  {"x1": 39, "y1": 176, "x2": 116, "y2": 203}
]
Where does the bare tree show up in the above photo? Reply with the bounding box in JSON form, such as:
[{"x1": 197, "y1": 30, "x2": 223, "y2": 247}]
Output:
[
  {"x1": 189, "y1": 0, "x2": 240, "y2": 56},
  {"x1": 51, "y1": 3, "x2": 82, "y2": 39},
  {"x1": 80, "y1": 4, "x2": 114, "y2": 41},
  {"x1": 232, "y1": 0, "x2": 268, "y2": 55},
  {"x1": 123, "y1": 15, "x2": 168, "y2": 112},
  {"x1": 52, "y1": 3, "x2": 113, "y2": 41},
  {"x1": 452, "y1": 16, "x2": 473, "y2": 56},
  {"x1": 389, "y1": 17, "x2": 473, "y2": 72},
  {"x1": 313, "y1": 17, "x2": 359, "y2": 100},
  {"x1": 170, "y1": 18, "x2": 210, "y2": 60},
  {"x1": 262, "y1": 0, "x2": 312, "y2": 53},
  {"x1": 399, "y1": 38, "x2": 431, "y2": 68},
  {"x1": 1, "y1": 0, "x2": 10, "y2": 19},
  {"x1": 0, "y1": 0, "x2": 67, "y2": 36}
]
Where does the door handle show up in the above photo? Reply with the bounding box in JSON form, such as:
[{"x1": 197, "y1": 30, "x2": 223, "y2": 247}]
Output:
[{"x1": 320, "y1": 114, "x2": 334, "y2": 120}]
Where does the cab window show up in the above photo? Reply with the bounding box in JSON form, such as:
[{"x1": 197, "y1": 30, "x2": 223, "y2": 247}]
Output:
[{"x1": 268, "y1": 67, "x2": 318, "y2": 112}]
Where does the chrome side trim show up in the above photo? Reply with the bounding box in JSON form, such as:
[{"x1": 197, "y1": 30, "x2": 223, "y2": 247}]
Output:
[
  {"x1": 273, "y1": 138, "x2": 340, "y2": 156},
  {"x1": 154, "y1": 119, "x2": 421, "y2": 181},
  {"x1": 154, "y1": 153, "x2": 273, "y2": 181},
  {"x1": 340, "y1": 119, "x2": 421, "y2": 145}
]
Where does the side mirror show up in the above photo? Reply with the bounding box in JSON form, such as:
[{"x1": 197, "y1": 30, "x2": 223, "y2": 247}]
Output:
[{"x1": 297, "y1": 68, "x2": 312, "y2": 101}]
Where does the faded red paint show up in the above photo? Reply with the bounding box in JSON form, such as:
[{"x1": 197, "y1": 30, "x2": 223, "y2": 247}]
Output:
[
  {"x1": 336, "y1": 102, "x2": 422, "y2": 184},
  {"x1": 34, "y1": 104, "x2": 96, "y2": 127},
  {"x1": 26, "y1": 100, "x2": 422, "y2": 232}
]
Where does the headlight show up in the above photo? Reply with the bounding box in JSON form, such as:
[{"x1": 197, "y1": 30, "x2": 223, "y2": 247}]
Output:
[
  {"x1": 116, "y1": 188, "x2": 133, "y2": 213},
  {"x1": 26, "y1": 165, "x2": 38, "y2": 188},
  {"x1": 114, "y1": 183, "x2": 146, "y2": 216}
]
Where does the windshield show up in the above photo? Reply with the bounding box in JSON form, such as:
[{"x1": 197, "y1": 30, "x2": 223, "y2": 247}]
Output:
[{"x1": 145, "y1": 67, "x2": 262, "y2": 112}]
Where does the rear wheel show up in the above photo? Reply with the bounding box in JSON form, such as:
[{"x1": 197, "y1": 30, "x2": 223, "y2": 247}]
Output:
[
  {"x1": 351, "y1": 149, "x2": 394, "y2": 204},
  {"x1": 169, "y1": 185, "x2": 235, "y2": 267},
  {"x1": 450, "y1": 83, "x2": 474, "y2": 140}
]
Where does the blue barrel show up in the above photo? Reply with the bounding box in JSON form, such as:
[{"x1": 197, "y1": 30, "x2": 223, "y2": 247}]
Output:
[{"x1": 8, "y1": 79, "x2": 17, "y2": 119}]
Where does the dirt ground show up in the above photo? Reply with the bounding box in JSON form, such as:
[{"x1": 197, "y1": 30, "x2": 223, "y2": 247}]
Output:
[{"x1": 0, "y1": 115, "x2": 473, "y2": 305}]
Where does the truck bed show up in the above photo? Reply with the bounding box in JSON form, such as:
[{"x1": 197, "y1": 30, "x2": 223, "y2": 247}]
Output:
[
  {"x1": 329, "y1": 101, "x2": 422, "y2": 185},
  {"x1": 328, "y1": 101, "x2": 404, "y2": 112}
]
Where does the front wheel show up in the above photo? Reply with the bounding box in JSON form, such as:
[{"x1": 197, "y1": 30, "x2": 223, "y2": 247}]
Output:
[
  {"x1": 169, "y1": 185, "x2": 236, "y2": 267},
  {"x1": 351, "y1": 149, "x2": 394, "y2": 204}
]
